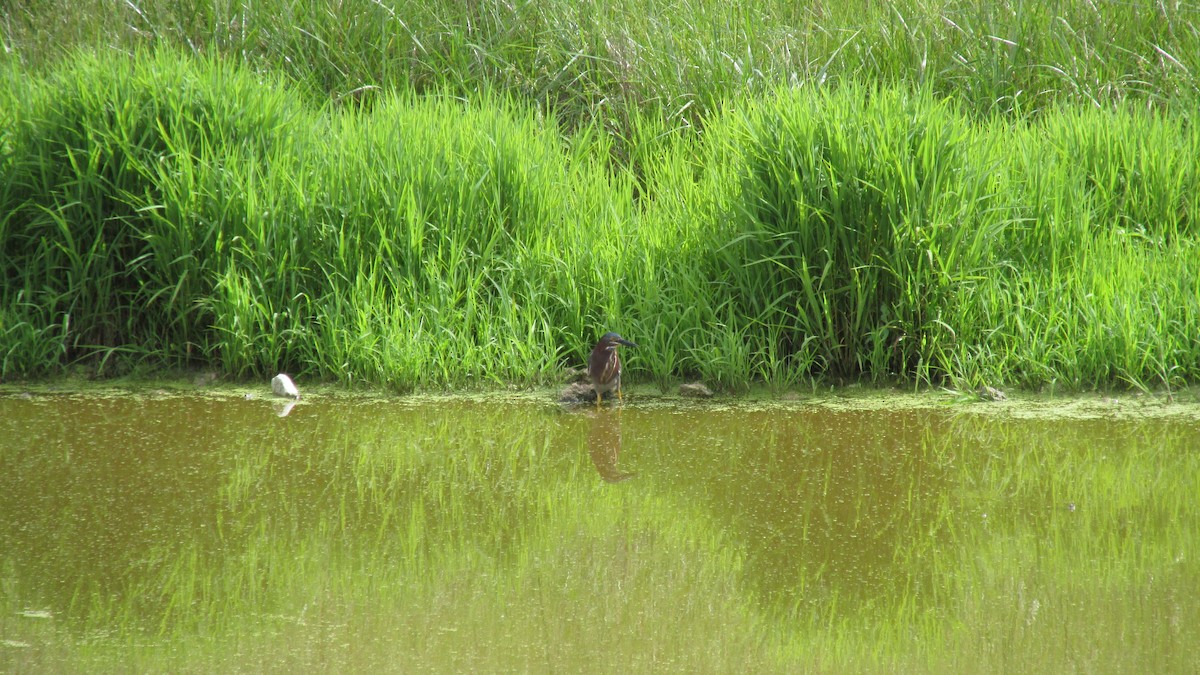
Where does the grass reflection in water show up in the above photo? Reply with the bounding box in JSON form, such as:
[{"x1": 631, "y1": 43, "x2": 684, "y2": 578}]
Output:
[{"x1": 0, "y1": 392, "x2": 1196, "y2": 673}]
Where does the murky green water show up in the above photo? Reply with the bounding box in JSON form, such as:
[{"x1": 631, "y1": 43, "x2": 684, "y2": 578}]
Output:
[{"x1": 1, "y1": 391, "x2": 1197, "y2": 672}]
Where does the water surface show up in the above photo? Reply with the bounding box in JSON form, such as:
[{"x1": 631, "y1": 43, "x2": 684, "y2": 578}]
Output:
[{"x1": 1, "y1": 391, "x2": 1197, "y2": 672}]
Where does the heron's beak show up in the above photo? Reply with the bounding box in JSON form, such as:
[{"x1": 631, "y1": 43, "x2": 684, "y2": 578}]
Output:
[{"x1": 617, "y1": 337, "x2": 638, "y2": 348}]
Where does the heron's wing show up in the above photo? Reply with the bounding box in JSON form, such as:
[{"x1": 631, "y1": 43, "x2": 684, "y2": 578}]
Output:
[{"x1": 599, "y1": 355, "x2": 621, "y2": 385}]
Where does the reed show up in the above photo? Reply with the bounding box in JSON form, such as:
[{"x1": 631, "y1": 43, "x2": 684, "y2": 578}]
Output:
[{"x1": 5, "y1": 0, "x2": 1198, "y2": 130}]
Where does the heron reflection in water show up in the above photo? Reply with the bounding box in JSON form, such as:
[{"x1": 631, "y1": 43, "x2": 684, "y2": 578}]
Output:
[{"x1": 587, "y1": 407, "x2": 637, "y2": 483}]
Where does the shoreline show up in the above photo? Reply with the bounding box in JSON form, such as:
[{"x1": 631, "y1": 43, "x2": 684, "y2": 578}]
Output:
[{"x1": 4, "y1": 376, "x2": 1197, "y2": 420}]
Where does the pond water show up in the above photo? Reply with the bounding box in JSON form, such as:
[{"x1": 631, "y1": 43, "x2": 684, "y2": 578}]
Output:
[{"x1": 1, "y1": 390, "x2": 1197, "y2": 672}]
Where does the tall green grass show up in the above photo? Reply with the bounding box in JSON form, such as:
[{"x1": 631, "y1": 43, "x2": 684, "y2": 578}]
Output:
[{"x1": 2, "y1": 50, "x2": 1199, "y2": 389}]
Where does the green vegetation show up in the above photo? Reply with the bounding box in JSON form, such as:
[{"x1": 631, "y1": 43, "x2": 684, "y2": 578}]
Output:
[{"x1": 2, "y1": 1, "x2": 1199, "y2": 390}]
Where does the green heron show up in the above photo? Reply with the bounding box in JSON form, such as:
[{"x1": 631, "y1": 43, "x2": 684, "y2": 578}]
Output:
[{"x1": 588, "y1": 332, "x2": 638, "y2": 405}]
